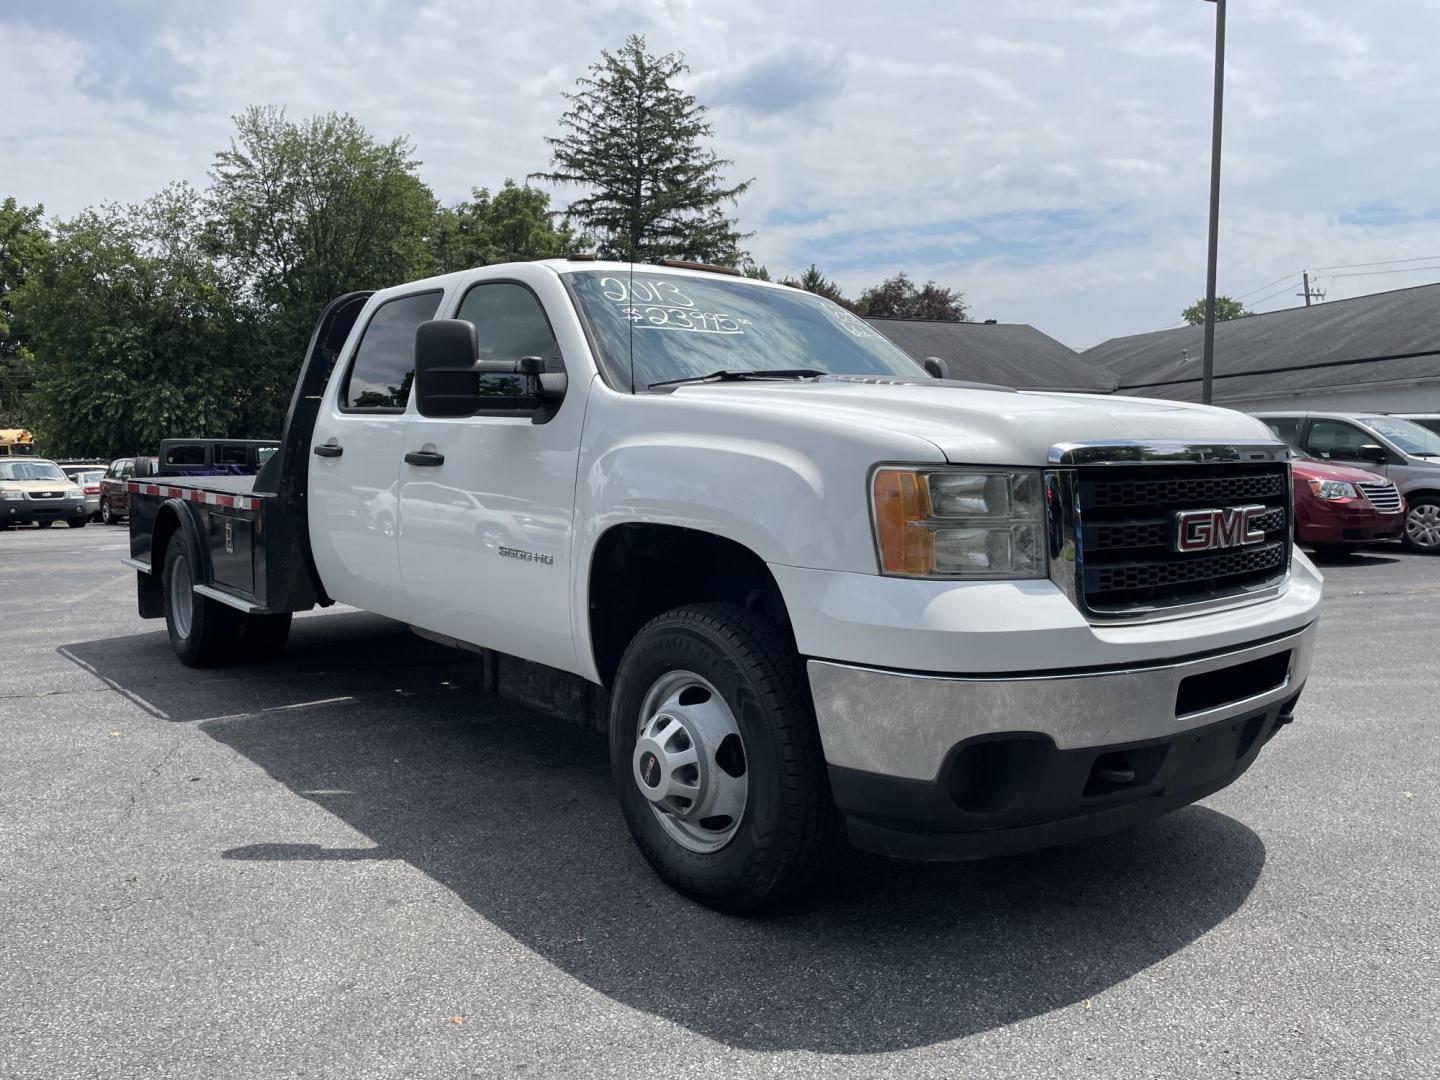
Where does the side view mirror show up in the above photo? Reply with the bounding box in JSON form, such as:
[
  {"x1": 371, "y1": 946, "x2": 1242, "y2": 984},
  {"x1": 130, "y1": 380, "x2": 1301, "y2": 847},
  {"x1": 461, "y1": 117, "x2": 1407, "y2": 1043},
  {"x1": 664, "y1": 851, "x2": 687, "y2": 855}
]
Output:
[
  {"x1": 923, "y1": 356, "x2": 951, "y2": 379},
  {"x1": 1356, "y1": 443, "x2": 1388, "y2": 464},
  {"x1": 414, "y1": 320, "x2": 567, "y2": 418}
]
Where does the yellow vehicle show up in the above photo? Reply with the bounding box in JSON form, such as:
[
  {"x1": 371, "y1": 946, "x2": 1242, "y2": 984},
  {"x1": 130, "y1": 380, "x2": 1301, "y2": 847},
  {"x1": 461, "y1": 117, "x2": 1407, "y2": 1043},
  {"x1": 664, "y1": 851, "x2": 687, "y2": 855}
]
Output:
[{"x1": 0, "y1": 430, "x2": 36, "y2": 456}]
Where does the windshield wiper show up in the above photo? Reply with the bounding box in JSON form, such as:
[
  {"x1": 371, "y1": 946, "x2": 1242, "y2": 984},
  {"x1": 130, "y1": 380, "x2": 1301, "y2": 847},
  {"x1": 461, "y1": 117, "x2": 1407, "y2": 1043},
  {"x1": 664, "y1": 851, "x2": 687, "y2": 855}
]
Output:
[{"x1": 647, "y1": 369, "x2": 826, "y2": 390}]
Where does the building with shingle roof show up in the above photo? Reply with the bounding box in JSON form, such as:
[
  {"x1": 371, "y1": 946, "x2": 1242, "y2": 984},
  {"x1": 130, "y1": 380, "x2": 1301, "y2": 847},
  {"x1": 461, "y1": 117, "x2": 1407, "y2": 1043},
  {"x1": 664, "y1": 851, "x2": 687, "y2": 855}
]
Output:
[
  {"x1": 1083, "y1": 283, "x2": 1440, "y2": 411},
  {"x1": 867, "y1": 317, "x2": 1117, "y2": 393}
]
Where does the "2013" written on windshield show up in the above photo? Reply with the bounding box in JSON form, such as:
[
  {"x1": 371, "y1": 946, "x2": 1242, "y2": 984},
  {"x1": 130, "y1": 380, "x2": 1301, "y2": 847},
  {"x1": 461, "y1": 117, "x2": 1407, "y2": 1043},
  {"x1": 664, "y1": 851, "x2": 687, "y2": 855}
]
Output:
[{"x1": 600, "y1": 277, "x2": 748, "y2": 335}]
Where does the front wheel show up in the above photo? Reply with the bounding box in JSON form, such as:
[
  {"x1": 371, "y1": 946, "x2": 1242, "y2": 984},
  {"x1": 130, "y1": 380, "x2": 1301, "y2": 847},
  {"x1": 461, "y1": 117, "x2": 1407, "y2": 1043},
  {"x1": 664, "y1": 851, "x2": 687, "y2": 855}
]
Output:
[
  {"x1": 609, "y1": 603, "x2": 840, "y2": 913},
  {"x1": 36, "y1": 520, "x2": 53, "y2": 529},
  {"x1": 68, "y1": 516, "x2": 87, "y2": 529},
  {"x1": 1403, "y1": 496, "x2": 1440, "y2": 554}
]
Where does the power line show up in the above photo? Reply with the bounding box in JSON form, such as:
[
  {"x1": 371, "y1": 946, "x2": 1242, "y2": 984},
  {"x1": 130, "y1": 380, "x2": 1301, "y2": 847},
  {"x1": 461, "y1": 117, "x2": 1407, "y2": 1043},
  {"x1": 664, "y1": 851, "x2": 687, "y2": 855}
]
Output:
[
  {"x1": 1233, "y1": 271, "x2": 1300, "y2": 302},
  {"x1": 1245, "y1": 281, "x2": 1302, "y2": 308},
  {"x1": 1320, "y1": 264, "x2": 1440, "y2": 280},
  {"x1": 1311, "y1": 254, "x2": 1440, "y2": 272}
]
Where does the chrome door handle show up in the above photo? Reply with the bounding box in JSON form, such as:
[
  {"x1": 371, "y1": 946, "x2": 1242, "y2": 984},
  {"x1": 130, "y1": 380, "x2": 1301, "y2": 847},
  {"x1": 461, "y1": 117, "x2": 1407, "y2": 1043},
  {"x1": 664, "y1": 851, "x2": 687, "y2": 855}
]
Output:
[{"x1": 404, "y1": 450, "x2": 445, "y2": 467}]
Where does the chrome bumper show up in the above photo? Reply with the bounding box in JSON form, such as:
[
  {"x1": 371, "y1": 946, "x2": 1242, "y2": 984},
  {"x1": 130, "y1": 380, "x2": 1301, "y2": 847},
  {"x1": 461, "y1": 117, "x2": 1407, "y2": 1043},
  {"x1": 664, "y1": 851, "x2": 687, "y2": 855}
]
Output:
[{"x1": 807, "y1": 622, "x2": 1316, "y2": 782}]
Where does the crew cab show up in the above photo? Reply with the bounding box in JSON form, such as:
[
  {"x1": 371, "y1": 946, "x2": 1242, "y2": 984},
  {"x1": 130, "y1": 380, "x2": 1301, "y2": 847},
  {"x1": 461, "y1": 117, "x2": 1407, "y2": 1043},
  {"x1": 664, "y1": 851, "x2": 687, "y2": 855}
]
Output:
[{"x1": 124, "y1": 259, "x2": 1322, "y2": 911}]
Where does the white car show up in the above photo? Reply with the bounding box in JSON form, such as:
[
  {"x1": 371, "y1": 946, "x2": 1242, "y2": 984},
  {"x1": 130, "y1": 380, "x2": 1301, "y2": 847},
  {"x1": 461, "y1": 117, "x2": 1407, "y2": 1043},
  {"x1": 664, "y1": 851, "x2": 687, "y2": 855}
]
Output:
[{"x1": 121, "y1": 260, "x2": 1321, "y2": 911}]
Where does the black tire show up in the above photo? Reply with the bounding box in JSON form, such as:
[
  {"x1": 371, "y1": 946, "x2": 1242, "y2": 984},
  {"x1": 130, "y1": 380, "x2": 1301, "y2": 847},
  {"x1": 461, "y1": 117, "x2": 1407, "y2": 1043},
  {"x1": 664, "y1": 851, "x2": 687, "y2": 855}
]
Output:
[
  {"x1": 36, "y1": 520, "x2": 53, "y2": 529},
  {"x1": 67, "y1": 517, "x2": 87, "y2": 529},
  {"x1": 609, "y1": 602, "x2": 841, "y2": 913},
  {"x1": 162, "y1": 533, "x2": 240, "y2": 667},
  {"x1": 1402, "y1": 495, "x2": 1440, "y2": 554},
  {"x1": 237, "y1": 612, "x2": 292, "y2": 660},
  {"x1": 100, "y1": 498, "x2": 117, "y2": 525}
]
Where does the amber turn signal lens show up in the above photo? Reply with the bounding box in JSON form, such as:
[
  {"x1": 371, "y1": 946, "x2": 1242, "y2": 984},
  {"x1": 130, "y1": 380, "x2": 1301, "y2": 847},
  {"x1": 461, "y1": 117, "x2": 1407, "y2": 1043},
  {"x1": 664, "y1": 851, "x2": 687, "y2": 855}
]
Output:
[{"x1": 872, "y1": 469, "x2": 934, "y2": 574}]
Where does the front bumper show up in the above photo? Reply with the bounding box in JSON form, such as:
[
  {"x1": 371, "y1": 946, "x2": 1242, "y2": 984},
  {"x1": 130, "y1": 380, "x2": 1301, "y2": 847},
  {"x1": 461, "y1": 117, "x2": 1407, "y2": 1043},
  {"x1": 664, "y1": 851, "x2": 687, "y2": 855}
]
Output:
[
  {"x1": 3, "y1": 501, "x2": 89, "y2": 525},
  {"x1": 808, "y1": 622, "x2": 1315, "y2": 860},
  {"x1": 1297, "y1": 505, "x2": 1405, "y2": 544}
]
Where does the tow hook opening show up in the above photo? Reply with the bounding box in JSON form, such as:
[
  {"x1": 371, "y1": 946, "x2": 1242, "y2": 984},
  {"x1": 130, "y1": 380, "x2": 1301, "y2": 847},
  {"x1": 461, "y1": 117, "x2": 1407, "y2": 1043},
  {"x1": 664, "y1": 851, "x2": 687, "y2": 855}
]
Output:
[{"x1": 1083, "y1": 744, "x2": 1167, "y2": 798}]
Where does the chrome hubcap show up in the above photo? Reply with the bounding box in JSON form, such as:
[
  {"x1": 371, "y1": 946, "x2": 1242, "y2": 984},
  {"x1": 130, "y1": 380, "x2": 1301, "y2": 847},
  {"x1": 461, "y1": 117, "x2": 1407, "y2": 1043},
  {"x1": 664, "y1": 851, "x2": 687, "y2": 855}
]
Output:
[
  {"x1": 170, "y1": 555, "x2": 194, "y2": 639},
  {"x1": 634, "y1": 670, "x2": 748, "y2": 853},
  {"x1": 1407, "y1": 504, "x2": 1440, "y2": 549}
]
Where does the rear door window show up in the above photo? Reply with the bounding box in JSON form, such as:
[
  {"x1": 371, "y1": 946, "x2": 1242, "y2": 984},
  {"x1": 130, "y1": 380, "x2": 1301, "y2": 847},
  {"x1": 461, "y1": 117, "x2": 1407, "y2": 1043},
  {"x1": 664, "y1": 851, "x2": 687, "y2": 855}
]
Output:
[
  {"x1": 1261, "y1": 417, "x2": 1301, "y2": 451},
  {"x1": 342, "y1": 291, "x2": 444, "y2": 411}
]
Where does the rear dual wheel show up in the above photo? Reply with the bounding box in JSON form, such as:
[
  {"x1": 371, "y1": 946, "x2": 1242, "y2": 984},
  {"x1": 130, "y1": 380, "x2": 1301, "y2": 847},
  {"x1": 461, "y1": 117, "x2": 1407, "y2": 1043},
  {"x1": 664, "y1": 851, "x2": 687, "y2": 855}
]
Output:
[
  {"x1": 609, "y1": 603, "x2": 840, "y2": 913},
  {"x1": 162, "y1": 534, "x2": 291, "y2": 667}
]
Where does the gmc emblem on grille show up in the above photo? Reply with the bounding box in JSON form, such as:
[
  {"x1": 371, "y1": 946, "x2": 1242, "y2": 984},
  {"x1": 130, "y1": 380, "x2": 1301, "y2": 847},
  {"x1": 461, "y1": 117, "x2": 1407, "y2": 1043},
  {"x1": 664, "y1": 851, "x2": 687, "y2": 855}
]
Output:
[{"x1": 1172, "y1": 504, "x2": 1269, "y2": 553}]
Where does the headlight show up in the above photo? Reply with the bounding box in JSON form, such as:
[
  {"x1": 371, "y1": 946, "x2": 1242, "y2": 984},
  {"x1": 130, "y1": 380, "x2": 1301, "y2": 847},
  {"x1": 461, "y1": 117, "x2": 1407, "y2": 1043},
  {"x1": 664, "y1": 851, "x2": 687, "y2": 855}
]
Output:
[
  {"x1": 1308, "y1": 479, "x2": 1358, "y2": 501},
  {"x1": 67, "y1": 490, "x2": 85, "y2": 500},
  {"x1": 872, "y1": 467, "x2": 1045, "y2": 578},
  {"x1": 0, "y1": 488, "x2": 23, "y2": 501}
]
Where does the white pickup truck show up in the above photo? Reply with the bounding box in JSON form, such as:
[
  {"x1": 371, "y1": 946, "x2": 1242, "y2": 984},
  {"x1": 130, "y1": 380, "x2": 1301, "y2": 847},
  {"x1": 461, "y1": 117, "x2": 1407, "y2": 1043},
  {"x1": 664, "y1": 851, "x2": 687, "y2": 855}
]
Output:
[{"x1": 124, "y1": 258, "x2": 1321, "y2": 911}]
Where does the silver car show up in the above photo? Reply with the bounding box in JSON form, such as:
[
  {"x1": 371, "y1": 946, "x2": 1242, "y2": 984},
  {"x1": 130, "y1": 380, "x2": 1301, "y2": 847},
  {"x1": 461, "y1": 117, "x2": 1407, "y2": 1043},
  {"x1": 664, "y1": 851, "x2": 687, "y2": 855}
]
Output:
[{"x1": 1254, "y1": 411, "x2": 1440, "y2": 553}]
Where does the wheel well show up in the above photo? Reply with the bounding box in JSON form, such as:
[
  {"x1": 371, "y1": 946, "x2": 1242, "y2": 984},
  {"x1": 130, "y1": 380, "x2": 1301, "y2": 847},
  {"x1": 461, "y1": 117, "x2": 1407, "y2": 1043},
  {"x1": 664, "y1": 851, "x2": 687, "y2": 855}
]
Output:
[
  {"x1": 587, "y1": 524, "x2": 794, "y2": 687},
  {"x1": 1405, "y1": 489, "x2": 1440, "y2": 503},
  {"x1": 152, "y1": 506, "x2": 181, "y2": 573}
]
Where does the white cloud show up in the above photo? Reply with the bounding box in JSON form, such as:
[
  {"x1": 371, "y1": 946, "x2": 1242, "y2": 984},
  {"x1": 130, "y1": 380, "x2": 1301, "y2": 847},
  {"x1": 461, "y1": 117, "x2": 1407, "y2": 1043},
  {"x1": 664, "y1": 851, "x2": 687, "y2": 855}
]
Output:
[{"x1": 3, "y1": 0, "x2": 1440, "y2": 347}]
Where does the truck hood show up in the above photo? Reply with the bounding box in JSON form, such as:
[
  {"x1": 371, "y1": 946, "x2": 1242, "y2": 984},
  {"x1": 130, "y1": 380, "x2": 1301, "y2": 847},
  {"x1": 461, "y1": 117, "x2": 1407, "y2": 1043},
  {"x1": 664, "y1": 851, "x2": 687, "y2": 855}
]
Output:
[{"x1": 665, "y1": 380, "x2": 1279, "y2": 465}]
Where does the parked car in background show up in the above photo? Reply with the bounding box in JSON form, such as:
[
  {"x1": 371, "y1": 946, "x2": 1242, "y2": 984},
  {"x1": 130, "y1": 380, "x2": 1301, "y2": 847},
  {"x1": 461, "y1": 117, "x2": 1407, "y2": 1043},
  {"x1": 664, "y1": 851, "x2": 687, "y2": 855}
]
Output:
[
  {"x1": 1255, "y1": 412, "x2": 1440, "y2": 553},
  {"x1": 1389, "y1": 413, "x2": 1440, "y2": 436},
  {"x1": 60, "y1": 464, "x2": 107, "y2": 520},
  {"x1": 98, "y1": 457, "x2": 157, "y2": 524},
  {"x1": 0, "y1": 458, "x2": 90, "y2": 529},
  {"x1": 1289, "y1": 457, "x2": 1405, "y2": 555}
]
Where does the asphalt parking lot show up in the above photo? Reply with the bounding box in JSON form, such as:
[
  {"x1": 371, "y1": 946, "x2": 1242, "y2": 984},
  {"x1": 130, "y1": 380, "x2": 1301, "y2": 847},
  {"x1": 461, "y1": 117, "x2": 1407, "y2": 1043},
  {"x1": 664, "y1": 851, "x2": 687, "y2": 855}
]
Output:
[{"x1": 2, "y1": 526, "x2": 1437, "y2": 1079}]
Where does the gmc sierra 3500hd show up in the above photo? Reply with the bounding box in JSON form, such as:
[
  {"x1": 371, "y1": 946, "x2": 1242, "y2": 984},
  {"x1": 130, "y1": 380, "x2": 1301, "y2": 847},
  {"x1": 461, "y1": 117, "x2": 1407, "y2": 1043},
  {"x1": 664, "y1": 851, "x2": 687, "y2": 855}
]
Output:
[{"x1": 123, "y1": 258, "x2": 1321, "y2": 912}]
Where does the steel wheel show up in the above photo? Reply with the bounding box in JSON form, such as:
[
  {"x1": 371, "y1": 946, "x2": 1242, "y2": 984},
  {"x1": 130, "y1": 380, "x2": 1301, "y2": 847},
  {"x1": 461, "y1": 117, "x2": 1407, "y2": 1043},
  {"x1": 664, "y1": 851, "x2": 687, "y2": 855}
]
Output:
[
  {"x1": 1406, "y1": 501, "x2": 1440, "y2": 551},
  {"x1": 633, "y1": 670, "x2": 748, "y2": 854},
  {"x1": 169, "y1": 551, "x2": 194, "y2": 639}
]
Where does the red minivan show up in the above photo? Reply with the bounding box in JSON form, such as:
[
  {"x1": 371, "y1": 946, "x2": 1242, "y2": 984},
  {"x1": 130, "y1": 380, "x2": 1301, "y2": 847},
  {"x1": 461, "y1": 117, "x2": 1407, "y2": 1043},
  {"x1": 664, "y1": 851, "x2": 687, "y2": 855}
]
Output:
[{"x1": 1292, "y1": 456, "x2": 1405, "y2": 554}]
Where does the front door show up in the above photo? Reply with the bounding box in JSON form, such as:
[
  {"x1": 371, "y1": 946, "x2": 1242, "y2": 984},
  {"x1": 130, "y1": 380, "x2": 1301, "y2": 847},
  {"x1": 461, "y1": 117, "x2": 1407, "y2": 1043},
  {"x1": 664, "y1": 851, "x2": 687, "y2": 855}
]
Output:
[
  {"x1": 1303, "y1": 418, "x2": 1391, "y2": 476},
  {"x1": 396, "y1": 278, "x2": 584, "y2": 671},
  {"x1": 309, "y1": 289, "x2": 444, "y2": 617}
]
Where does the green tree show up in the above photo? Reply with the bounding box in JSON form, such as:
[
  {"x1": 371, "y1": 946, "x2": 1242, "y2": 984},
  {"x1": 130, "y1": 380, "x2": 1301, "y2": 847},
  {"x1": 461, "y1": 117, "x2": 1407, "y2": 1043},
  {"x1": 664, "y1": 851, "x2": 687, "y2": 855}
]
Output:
[
  {"x1": 206, "y1": 106, "x2": 438, "y2": 432},
  {"x1": 533, "y1": 35, "x2": 752, "y2": 264},
  {"x1": 15, "y1": 186, "x2": 251, "y2": 457},
  {"x1": 855, "y1": 272, "x2": 967, "y2": 321},
  {"x1": 1181, "y1": 296, "x2": 1247, "y2": 325},
  {"x1": 784, "y1": 264, "x2": 854, "y2": 309},
  {"x1": 431, "y1": 180, "x2": 576, "y2": 273},
  {"x1": 0, "y1": 197, "x2": 49, "y2": 426}
]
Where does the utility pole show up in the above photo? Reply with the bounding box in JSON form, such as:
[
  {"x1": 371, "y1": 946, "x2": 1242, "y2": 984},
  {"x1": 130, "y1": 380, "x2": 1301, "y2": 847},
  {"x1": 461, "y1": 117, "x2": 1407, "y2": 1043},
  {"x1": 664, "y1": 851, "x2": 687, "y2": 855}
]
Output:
[
  {"x1": 1297, "y1": 271, "x2": 1325, "y2": 306},
  {"x1": 1201, "y1": 0, "x2": 1226, "y2": 406}
]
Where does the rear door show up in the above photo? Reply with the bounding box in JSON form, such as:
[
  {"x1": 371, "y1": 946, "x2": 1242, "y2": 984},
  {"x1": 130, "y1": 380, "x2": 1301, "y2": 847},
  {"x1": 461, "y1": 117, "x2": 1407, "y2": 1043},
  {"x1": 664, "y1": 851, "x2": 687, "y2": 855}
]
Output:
[
  {"x1": 396, "y1": 272, "x2": 584, "y2": 670},
  {"x1": 309, "y1": 289, "x2": 444, "y2": 617}
]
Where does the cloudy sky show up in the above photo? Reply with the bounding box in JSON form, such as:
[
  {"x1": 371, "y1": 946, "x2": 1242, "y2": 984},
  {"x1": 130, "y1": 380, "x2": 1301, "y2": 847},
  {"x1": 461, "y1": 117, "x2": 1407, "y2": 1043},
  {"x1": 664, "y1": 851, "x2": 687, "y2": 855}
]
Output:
[{"x1": 5, "y1": 0, "x2": 1440, "y2": 346}]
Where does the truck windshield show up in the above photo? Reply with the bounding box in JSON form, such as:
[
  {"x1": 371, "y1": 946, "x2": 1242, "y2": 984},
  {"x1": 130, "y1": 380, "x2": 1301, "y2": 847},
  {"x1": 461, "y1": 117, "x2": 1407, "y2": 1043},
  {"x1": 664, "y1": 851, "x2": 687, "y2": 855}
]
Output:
[
  {"x1": 566, "y1": 270, "x2": 925, "y2": 391},
  {"x1": 1365, "y1": 416, "x2": 1440, "y2": 457},
  {"x1": 0, "y1": 461, "x2": 66, "y2": 482}
]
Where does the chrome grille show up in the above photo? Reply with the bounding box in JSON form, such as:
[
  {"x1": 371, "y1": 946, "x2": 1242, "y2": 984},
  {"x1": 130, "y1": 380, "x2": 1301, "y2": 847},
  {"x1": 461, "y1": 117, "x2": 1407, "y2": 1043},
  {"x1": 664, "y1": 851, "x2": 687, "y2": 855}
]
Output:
[
  {"x1": 1067, "y1": 462, "x2": 1292, "y2": 617},
  {"x1": 1356, "y1": 481, "x2": 1402, "y2": 514}
]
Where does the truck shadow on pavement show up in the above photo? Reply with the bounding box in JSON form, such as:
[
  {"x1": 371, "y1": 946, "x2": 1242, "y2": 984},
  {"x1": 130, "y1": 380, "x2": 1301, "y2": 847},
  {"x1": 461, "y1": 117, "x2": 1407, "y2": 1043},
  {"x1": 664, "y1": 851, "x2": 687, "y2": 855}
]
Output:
[{"x1": 62, "y1": 611, "x2": 1267, "y2": 1054}]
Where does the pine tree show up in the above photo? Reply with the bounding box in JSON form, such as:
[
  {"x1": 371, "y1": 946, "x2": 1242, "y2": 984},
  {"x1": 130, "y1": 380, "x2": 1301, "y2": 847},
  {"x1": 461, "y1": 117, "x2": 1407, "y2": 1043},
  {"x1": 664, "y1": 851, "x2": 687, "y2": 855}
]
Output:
[
  {"x1": 785, "y1": 264, "x2": 855, "y2": 309},
  {"x1": 533, "y1": 35, "x2": 751, "y2": 264}
]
